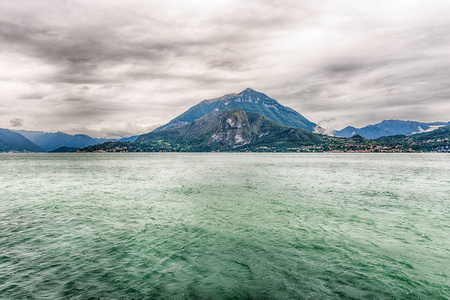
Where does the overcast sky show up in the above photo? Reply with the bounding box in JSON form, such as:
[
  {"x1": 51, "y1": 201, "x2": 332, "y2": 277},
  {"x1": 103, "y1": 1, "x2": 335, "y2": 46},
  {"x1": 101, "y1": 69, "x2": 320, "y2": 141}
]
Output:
[{"x1": 1, "y1": 0, "x2": 449, "y2": 138}]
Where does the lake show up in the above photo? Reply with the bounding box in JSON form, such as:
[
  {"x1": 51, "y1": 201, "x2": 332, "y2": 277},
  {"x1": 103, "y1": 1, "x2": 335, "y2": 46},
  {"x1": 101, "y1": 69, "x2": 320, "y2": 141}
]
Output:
[{"x1": 1, "y1": 153, "x2": 449, "y2": 299}]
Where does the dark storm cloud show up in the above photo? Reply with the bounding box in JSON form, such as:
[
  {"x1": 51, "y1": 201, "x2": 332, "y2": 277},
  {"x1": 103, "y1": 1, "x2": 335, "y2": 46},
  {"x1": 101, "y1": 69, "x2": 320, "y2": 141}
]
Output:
[{"x1": 0, "y1": 0, "x2": 449, "y2": 136}]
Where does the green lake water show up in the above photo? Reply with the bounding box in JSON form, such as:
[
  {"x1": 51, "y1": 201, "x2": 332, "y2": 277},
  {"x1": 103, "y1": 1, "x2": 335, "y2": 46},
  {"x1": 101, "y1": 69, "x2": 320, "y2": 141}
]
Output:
[{"x1": 1, "y1": 153, "x2": 449, "y2": 299}]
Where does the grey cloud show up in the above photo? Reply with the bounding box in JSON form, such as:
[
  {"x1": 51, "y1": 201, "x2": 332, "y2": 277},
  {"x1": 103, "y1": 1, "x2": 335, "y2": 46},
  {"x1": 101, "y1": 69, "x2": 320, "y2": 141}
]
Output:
[
  {"x1": 19, "y1": 92, "x2": 48, "y2": 100},
  {"x1": 314, "y1": 117, "x2": 337, "y2": 135},
  {"x1": 325, "y1": 63, "x2": 365, "y2": 75},
  {"x1": 1, "y1": 0, "x2": 449, "y2": 135},
  {"x1": 0, "y1": 0, "x2": 310, "y2": 86},
  {"x1": 10, "y1": 118, "x2": 24, "y2": 127},
  {"x1": 208, "y1": 60, "x2": 245, "y2": 71}
]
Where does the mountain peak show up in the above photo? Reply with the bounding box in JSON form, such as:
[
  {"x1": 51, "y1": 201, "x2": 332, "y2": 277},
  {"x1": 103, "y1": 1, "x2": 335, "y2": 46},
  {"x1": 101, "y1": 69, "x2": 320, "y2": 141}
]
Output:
[
  {"x1": 153, "y1": 89, "x2": 317, "y2": 132},
  {"x1": 239, "y1": 88, "x2": 266, "y2": 96}
]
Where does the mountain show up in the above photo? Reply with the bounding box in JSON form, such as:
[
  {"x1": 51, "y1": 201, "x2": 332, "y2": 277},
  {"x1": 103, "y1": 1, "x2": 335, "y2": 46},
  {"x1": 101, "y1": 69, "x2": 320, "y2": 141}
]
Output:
[
  {"x1": 0, "y1": 128, "x2": 43, "y2": 152},
  {"x1": 335, "y1": 120, "x2": 447, "y2": 139},
  {"x1": 14, "y1": 130, "x2": 102, "y2": 152},
  {"x1": 79, "y1": 113, "x2": 450, "y2": 153},
  {"x1": 81, "y1": 110, "x2": 324, "y2": 152},
  {"x1": 140, "y1": 109, "x2": 322, "y2": 150},
  {"x1": 154, "y1": 88, "x2": 317, "y2": 132}
]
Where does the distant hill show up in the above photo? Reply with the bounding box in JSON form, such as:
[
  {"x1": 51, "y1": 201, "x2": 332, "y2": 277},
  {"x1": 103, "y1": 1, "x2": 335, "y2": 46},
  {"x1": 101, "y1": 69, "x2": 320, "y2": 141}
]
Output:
[
  {"x1": 14, "y1": 130, "x2": 103, "y2": 152},
  {"x1": 335, "y1": 120, "x2": 447, "y2": 139},
  {"x1": 408, "y1": 125, "x2": 450, "y2": 142},
  {"x1": 0, "y1": 128, "x2": 43, "y2": 152},
  {"x1": 154, "y1": 88, "x2": 317, "y2": 132},
  {"x1": 374, "y1": 126, "x2": 450, "y2": 152},
  {"x1": 48, "y1": 146, "x2": 79, "y2": 153}
]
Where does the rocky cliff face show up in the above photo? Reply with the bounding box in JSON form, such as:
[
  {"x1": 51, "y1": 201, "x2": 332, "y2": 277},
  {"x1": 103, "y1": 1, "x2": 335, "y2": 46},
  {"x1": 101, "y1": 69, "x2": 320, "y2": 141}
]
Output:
[{"x1": 208, "y1": 110, "x2": 252, "y2": 148}]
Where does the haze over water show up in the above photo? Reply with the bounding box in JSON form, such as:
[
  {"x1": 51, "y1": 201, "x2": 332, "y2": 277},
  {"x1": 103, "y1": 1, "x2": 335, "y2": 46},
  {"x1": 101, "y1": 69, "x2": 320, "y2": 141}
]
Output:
[{"x1": 1, "y1": 153, "x2": 449, "y2": 299}]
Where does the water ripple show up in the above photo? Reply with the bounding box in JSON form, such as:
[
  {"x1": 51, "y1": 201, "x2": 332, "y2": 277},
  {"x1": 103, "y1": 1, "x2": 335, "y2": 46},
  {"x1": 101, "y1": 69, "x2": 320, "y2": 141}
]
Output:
[{"x1": 0, "y1": 153, "x2": 449, "y2": 299}]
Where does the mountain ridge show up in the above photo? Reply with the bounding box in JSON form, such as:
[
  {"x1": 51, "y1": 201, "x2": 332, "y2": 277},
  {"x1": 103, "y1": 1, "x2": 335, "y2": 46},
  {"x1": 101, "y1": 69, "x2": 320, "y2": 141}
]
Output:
[
  {"x1": 0, "y1": 128, "x2": 43, "y2": 152},
  {"x1": 15, "y1": 130, "x2": 101, "y2": 152},
  {"x1": 335, "y1": 120, "x2": 447, "y2": 139},
  {"x1": 153, "y1": 88, "x2": 317, "y2": 132},
  {"x1": 13, "y1": 130, "x2": 138, "y2": 152}
]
